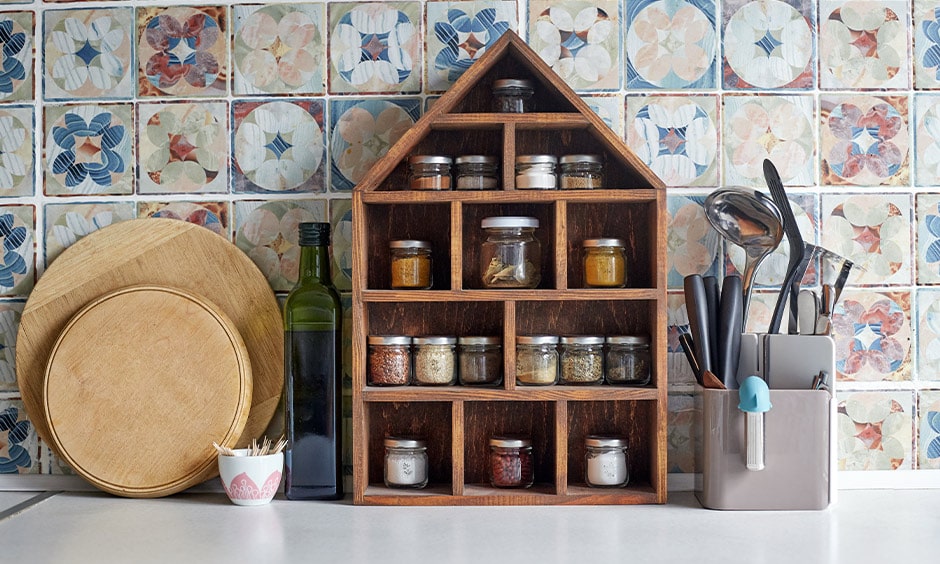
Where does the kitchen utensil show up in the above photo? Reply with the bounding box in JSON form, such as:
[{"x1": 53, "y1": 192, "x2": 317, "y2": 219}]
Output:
[
  {"x1": 717, "y1": 275, "x2": 743, "y2": 389},
  {"x1": 798, "y1": 290, "x2": 819, "y2": 335},
  {"x1": 764, "y1": 159, "x2": 806, "y2": 334},
  {"x1": 815, "y1": 284, "x2": 834, "y2": 336},
  {"x1": 702, "y1": 369, "x2": 726, "y2": 390},
  {"x1": 704, "y1": 186, "x2": 784, "y2": 323},
  {"x1": 679, "y1": 331, "x2": 702, "y2": 384},
  {"x1": 738, "y1": 376, "x2": 772, "y2": 471},
  {"x1": 704, "y1": 276, "x2": 720, "y2": 369},
  {"x1": 43, "y1": 286, "x2": 252, "y2": 498},
  {"x1": 684, "y1": 274, "x2": 713, "y2": 375},
  {"x1": 17, "y1": 219, "x2": 283, "y2": 454}
]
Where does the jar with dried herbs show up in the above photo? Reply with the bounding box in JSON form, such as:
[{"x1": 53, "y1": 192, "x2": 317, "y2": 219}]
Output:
[
  {"x1": 455, "y1": 155, "x2": 499, "y2": 190},
  {"x1": 368, "y1": 335, "x2": 412, "y2": 386},
  {"x1": 582, "y1": 238, "x2": 626, "y2": 288},
  {"x1": 389, "y1": 240, "x2": 432, "y2": 289},
  {"x1": 559, "y1": 336, "x2": 605, "y2": 385},
  {"x1": 412, "y1": 336, "x2": 457, "y2": 385},
  {"x1": 480, "y1": 216, "x2": 541, "y2": 289},
  {"x1": 515, "y1": 335, "x2": 558, "y2": 385},
  {"x1": 457, "y1": 336, "x2": 502, "y2": 386},
  {"x1": 488, "y1": 436, "x2": 534, "y2": 488},
  {"x1": 605, "y1": 335, "x2": 651, "y2": 386},
  {"x1": 559, "y1": 154, "x2": 603, "y2": 189},
  {"x1": 492, "y1": 79, "x2": 534, "y2": 113}
]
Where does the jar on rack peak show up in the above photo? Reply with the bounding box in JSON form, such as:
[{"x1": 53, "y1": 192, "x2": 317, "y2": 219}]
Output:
[
  {"x1": 584, "y1": 435, "x2": 629, "y2": 488},
  {"x1": 480, "y1": 216, "x2": 541, "y2": 288},
  {"x1": 560, "y1": 154, "x2": 604, "y2": 189},
  {"x1": 582, "y1": 238, "x2": 626, "y2": 288},
  {"x1": 408, "y1": 155, "x2": 452, "y2": 190},
  {"x1": 455, "y1": 155, "x2": 499, "y2": 190},
  {"x1": 384, "y1": 437, "x2": 428, "y2": 489},
  {"x1": 492, "y1": 79, "x2": 534, "y2": 113},
  {"x1": 515, "y1": 155, "x2": 557, "y2": 190}
]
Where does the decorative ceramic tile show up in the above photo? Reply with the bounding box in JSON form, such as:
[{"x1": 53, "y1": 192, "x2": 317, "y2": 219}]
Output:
[
  {"x1": 137, "y1": 201, "x2": 228, "y2": 236},
  {"x1": 626, "y1": 95, "x2": 719, "y2": 186},
  {"x1": 40, "y1": 440, "x2": 73, "y2": 475},
  {"x1": 744, "y1": 290, "x2": 782, "y2": 333},
  {"x1": 914, "y1": 0, "x2": 940, "y2": 89},
  {"x1": 832, "y1": 289, "x2": 912, "y2": 382},
  {"x1": 233, "y1": 3, "x2": 325, "y2": 96},
  {"x1": 328, "y1": 2, "x2": 421, "y2": 94},
  {"x1": 837, "y1": 391, "x2": 913, "y2": 470},
  {"x1": 918, "y1": 390, "x2": 940, "y2": 468},
  {"x1": 232, "y1": 99, "x2": 325, "y2": 193},
  {"x1": 331, "y1": 198, "x2": 353, "y2": 291},
  {"x1": 138, "y1": 101, "x2": 228, "y2": 194},
  {"x1": 916, "y1": 289, "x2": 940, "y2": 379},
  {"x1": 43, "y1": 103, "x2": 133, "y2": 196},
  {"x1": 0, "y1": 301, "x2": 22, "y2": 392},
  {"x1": 820, "y1": 95, "x2": 910, "y2": 186},
  {"x1": 667, "y1": 392, "x2": 697, "y2": 473},
  {"x1": 329, "y1": 98, "x2": 420, "y2": 191},
  {"x1": 915, "y1": 94, "x2": 940, "y2": 186},
  {"x1": 44, "y1": 201, "x2": 134, "y2": 264},
  {"x1": 819, "y1": 0, "x2": 911, "y2": 90},
  {"x1": 43, "y1": 7, "x2": 133, "y2": 100},
  {"x1": 0, "y1": 398, "x2": 38, "y2": 474},
  {"x1": 625, "y1": 0, "x2": 717, "y2": 89},
  {"x1": 0, "y1": 11, "x2": 33, "y2": 102},
  {"x1": 821, "y1": 193, "x2": 912, "y2": 286},
  {"x1": 426, "y1": 1, "x2": 516, "y2": 93},
  {"x1": 916, "y1": 193, "x2": 940, "y2": 284},
  {"x1": 722, "y1": 0, "x2": 815, "y2": 89},
  {"x1": 582, "y1": 95, "x2": 624, "y2": 137},
  {"x1": 233, "y1": 199, "x2": 326, "y2": 292},
  {"x1": 136, "y1": 6, "x2": 228, "y2": 97},
  {"x1": 0, "y1": 205, "x2": 32, "y2": 296},
  {"x1": 0, "y1": 105, "x2": 32, "y2": 197},
  {"x1": 666, "y1": 195, "x2": 721, "y2": 288},
  {"x1": 529, "y1": 0, "x2": 621, "y2": 91},
  {"x1": 722, "y1": 94, "x2": 815, "y2": 186}
]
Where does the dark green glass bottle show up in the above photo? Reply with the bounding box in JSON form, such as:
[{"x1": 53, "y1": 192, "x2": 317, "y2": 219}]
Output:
[{"x1": 284, "y1": 222, "x2": 343, "y2": 500}]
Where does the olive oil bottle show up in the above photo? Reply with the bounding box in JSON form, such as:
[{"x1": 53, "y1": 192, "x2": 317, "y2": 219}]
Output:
[{"x1": 283, "y1": 222, "x2": 343, "y2": 500}]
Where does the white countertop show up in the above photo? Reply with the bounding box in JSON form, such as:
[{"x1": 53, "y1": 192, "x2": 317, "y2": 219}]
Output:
[{"x1": 0, "y1": 490, "x2": 936, "y2": 563}]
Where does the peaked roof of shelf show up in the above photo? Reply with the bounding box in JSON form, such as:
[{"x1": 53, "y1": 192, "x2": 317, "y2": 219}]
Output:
[{"x1": 354, "y1": 30, "x2": 665, "y2": 192}]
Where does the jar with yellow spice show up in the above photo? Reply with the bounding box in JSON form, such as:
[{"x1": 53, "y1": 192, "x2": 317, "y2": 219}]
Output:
[
  {"x1": 390, "y1": 240, "x2": 432, "y2": 289},
  {"x1": 582, "y1": 238, "x2": 626, "y2": 288}
]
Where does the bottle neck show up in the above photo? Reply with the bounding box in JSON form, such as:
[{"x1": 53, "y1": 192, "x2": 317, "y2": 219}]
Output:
[{"x1": 299, "y1": 243, "x2": 331, "y2": 285}]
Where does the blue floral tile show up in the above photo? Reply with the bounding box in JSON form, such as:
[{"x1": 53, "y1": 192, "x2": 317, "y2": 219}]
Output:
[
  {"x1": 232, "y1": 99, "x2": 325, "y2": 193},
  {"x1": 0, "y1": 399, "x2": 38, "y2": 474},
  {"x1": 328, "y1": 2, "x2": 421, "y2": 94},
  {"x1": 136, "y1": 6, "x2": 228, "y2": 97},
  {"x1": 138, "y1": 101, "x2": 228, "y2": 194},
  {"x1": 0, "y1": 11, "x2": 33, "y2": 102},
  {"x1": 233, "y1": 199, "x2": 326, "y2": 292},
  {"x1": 819, "y1": 0, "x2": 911, "y2": 90},
  {"x1": 625, "y1": 95, "x2": 719, "y2": 186},
  {"x1": 329, "y1": 97, "x2": 420, "y2": 191},
  {"x1": 43, "y1": 7, "x2": 133, "y2": 100},
  {"x1": 820, "y1": 94, "x2": 910, "y2": 186},
  {"x1": 915, "y1": 289, "x2": 940, "y2": 379},
  {"x1": 233, "y1": 3, "x2": 325, "y2": 96},
  {"x1": 138, "y1": 201, "x2": 228, "y2": 237},
  {"x1": 625, "y1": 0, "x2": 717, "y2": 89},
  {"x1": 0, "y1": 301, "x2": 23, "y2": 392},
  {"x1": 529, "y1": 0, "x2": 621, "y2": 91},
  {"x1": 837, "y1": 391, "x2": 913, "y2": 470},
  {"x1": 917, "y1": 193, "x2": 940, "y2": 284},
  {"x1": 426, "y1": 1, "x2": 516, "y2": 93},
  {"x1": 331, "y1": 198, "x2": 353, "y2": 291},
  {"x1": 832, "y1": 289, "x2": 912, "y2": 382},
  {"x1": 0, "y1": 205, "x2": 32, "y2": 296},
  {"x1": 43, "y1": 103, "x2": 133, "y2": 196},
  {"x1": 918, "y1": 390, "x2": 940, "y2": 468},
  {"x1": 915, "y1": 94, "x2": 940, "y2": 186},
  {"x1": 44, "y1": 201, "x2": 134, "y2": 264},
  {"x1": 582, "y1": 94, "x2": 624, "y2": 137},
  {"x1": 0, "y1": 105, "x2": 33, "y2": 197},
  {"x1": 722, "y1": 0, "x2": 815, "y2": 90},
  {"x1": 667, "y1": 392, "x2": 697, "y2": 473},
  {"x1": 915, "y1": 0, "x2": 940, "y2": 89},
  {"x1": 665, "y1": 194, "x2": 721, "y2": 288},
  {"x1": 722, "y1": 94, "x2": 815, "y2": 186}
]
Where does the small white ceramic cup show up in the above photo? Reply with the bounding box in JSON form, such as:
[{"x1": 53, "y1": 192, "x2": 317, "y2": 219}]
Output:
[{"x1": 217, "y1": 449, "x2": 283, "y2": 506}]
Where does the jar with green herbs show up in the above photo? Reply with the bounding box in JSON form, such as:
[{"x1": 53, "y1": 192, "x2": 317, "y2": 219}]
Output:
[
  {"x1": 605, "y1": 335, "x2": 651, "y2": 385},
  {"x1": 515, "y1": 335, "x2": 558, "y2": 385},
  {"x1": 559, "y1": 336, "x2": 605, "y2": 385},
  {"x1": 480, "y1": 216, "x2": 541, "y2": 288}
]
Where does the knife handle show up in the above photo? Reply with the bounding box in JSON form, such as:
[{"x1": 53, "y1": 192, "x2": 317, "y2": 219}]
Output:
[
  {"x1": 704, "y1": 276, "x2": 720, "y2": 375},
  {"x1": 718, "y1": 275, "x2": 742, "y2": 389},
  {"x1": 684, "y1": 274, "x2": 713, "y2": 375}
]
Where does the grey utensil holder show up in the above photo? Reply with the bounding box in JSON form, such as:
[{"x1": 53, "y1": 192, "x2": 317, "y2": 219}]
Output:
[{"x1": 694, "y1": 384, "x2": 835, "y2": 510}]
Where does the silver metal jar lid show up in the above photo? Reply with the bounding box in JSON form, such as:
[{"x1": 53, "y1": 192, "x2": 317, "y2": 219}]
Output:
[
  {"x1": 368, "y1": 335, "x2": 412, "y2": 345},
  {"x1": 516, "y1": 335, "x2": 559, "y2": 345},
  {"x1": 559, "y1": 335, "x2": 605, "y2": 345},
  {"x1": 455, "y1": 155, "x2": 498, "y2": 165},
  {"x1": 585, "y1": 435, "x2": 628, "y2": 448},
  {"x1": 515, "y1": 154, "x2": 557, "y2": 165},
  {"x1": 489, "y1": 436, "x2": 533, "y2": 448},
  {"x1": 384, "y1": 436, "x2": 427, "y2": 449},
  {"x1": 606, "y1": 335, "x2": 650, "y2": 345},
  {"x1": 413, "y1": 336, "x2": 457, "y2": 345},
  {"x1": 560, "y1": 154, "x2": 602, "y2": 164},
  {"x1": 583, "y1": 238, "x2": 626, "y2": 248},
  {"x1": 458, "y1": 336, "x2": 501, "y2": 345},
  {"x1": 409, "y1": 155, "x2": 453, "y2": 165},
  {"x1": 389, "y1": 239, "x2": 431, "y2": 249},
  {"x1": 481, "y1": 216, "x2": 539, "y2": 229},
  {"x1": 493, "y1": 79, "x2": 534, "y2": 90}
]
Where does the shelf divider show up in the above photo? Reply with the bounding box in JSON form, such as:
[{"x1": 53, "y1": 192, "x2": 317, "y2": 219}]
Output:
[
  {"x1": 452, "y1": 401, "x2": 464, "y2": 496},
  {"x1": 555, "y1": 401, "x2": 568, "y2": 496}
]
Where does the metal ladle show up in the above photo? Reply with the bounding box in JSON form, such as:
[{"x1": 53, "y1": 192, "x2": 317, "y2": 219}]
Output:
[{"x1": 704, "y1": 187, "x2": 784, "y2": 323}]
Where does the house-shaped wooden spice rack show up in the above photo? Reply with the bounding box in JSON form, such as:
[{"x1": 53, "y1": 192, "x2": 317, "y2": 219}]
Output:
[{"x1": 352, "y1": 31, "x2": 667, "y2": 506}]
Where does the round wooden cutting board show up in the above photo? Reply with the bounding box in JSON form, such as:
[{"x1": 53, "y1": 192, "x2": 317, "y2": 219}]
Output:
[
  {"x1": 43, "y1": 286, "x2": 252, "y2": 497},
  {"x1": 16, "y1": 219, "x2": 283, "y2": 463}
]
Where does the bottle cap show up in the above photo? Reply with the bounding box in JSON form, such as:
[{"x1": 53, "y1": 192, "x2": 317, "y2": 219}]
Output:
[{"x1": 299, "y1": 222, "x2": 330, "y2": 247}]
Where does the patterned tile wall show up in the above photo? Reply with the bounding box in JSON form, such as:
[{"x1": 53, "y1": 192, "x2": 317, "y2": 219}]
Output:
[{"x1": 0, "y1": 0, "x2": 937, "y2": 486}]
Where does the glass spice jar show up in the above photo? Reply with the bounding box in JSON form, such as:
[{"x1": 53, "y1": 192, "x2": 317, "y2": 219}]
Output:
[
  {"x1": 480, "y1": 216, "x2": 541, "y2": 288},
  {"x1": 368, "y1": 336, "x2": 412, "y2": 386},
  {"x1": 560, "y1": 154, "x2": 604, "y2": 189},
  {"x1": 489, "y1": 436, "x2": 534, "y2": 488},
  {"x1": 384, "y1": 437, "x2": 428, "y2": 489},
  {"x1": 582, "y1": 238, "x2": 626, "y2": 288},
  {"x1": 455, "y1": 155, "x2": 499, "y2": 190},
  {"x1": 515, "y1": 335, "x2": 559, "y2": 386},
  {"x1": 585, "y1": 435, "x2": 629, "y2": 488},
  {"x1": 559, "y1": 336, "x2": 605, "y2": 385},
  {"x1": 412, "y1": 336, "x2": 457, "y2": 385},
  {"x1": 457, "y1": 336, "x2": 503, "y2": 386},
  {"x1": 492, "y1": 79, "x2": 534, "y2": 113},
  {"x1": 515, "y1": 155, "x2": 557, "y2": 190},
  {"x1": 389, "y1": 240, "x2": 432, "y2": 289},
  {"x1": 605, "y1": 335, "x2": 651, "y2": 386},
  {"x1": 408, "y1": 155, "x2": 452, "y2": 190}
]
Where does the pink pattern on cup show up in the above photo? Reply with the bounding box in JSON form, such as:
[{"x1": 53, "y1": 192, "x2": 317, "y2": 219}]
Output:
[{"x1": 224, "y1": 470, "x2": 282, "y2": 500}]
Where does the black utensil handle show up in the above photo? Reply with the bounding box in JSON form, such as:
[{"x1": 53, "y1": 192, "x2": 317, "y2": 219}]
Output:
[
  {"x1": 684, "y1": 274, "x2": 713, "y2": 375},
  {"x1": 718, "y1": 275, "x2": 742, "y2": 389},
  {"x1": 678, "y1": 332, "x2": 701, "y2": 384},
  {"x1": 704, "y1": 276, "x2": 720, "y2": 372}
]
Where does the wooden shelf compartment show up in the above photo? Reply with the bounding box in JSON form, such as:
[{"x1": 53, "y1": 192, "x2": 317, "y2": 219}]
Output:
[
  {"x1": 358, "y1": 189, "x2": 660, "y2": 204},
  {"x1": 361, "y1": 386, "x2": 659, "y2": 403},
  {"x1": 365, "y1": 300, "x2": 503, "y2": 339},
  {"x1": 432, "y1": 113, "x2": 590, "y2": 130}
]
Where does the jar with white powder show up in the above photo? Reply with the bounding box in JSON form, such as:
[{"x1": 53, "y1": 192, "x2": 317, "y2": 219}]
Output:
[
  {"x1": 384, "y1": 437, "x2": 428, "y2": 489},
  {"x1": 584, "y1": 435, "x2": 629, "y2": 488}
]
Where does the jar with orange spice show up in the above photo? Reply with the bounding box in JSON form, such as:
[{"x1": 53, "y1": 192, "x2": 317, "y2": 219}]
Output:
[
  {"x1": 390, "y1": 240, "x2": 432, "y2": 289},
  {"x1": 582, "y1": 238, "x2": 626, "y2": 288}
]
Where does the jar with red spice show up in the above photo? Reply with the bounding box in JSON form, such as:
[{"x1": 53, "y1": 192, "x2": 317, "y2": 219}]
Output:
[{"x1": 488, "y1": 436, "x2": 534, "y2": 488}]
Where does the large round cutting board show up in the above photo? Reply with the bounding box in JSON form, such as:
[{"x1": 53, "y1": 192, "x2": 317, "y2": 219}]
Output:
[
  {"x1": 43, "y1": 286, "x2": 252, "y2": 497},
  {"x1": 16, "y1": 219, "x2": 283, "y2": 458}
]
